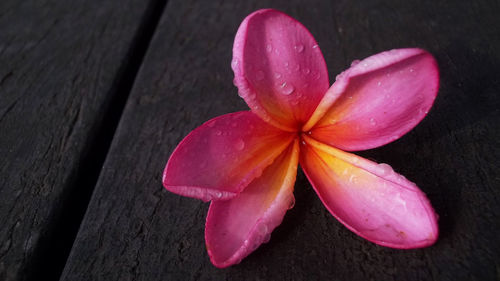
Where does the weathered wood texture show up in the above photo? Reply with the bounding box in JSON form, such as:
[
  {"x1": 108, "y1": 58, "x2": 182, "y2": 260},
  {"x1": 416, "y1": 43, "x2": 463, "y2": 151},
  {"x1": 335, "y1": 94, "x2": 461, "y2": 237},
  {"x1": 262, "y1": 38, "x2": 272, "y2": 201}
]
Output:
[
  {"x1": 50, "y1": 0, "x2": 500, "y2": 280},
  {"x1": 0, "y1": 0, "x2": 165, "y2": 280}
]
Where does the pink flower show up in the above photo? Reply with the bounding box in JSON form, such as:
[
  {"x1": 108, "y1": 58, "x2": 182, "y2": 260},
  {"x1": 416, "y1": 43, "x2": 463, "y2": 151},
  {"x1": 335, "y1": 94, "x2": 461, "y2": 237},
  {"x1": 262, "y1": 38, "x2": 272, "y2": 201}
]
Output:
[{"x1": 163, "y1": 9, "x2": 439, "y2": 268}]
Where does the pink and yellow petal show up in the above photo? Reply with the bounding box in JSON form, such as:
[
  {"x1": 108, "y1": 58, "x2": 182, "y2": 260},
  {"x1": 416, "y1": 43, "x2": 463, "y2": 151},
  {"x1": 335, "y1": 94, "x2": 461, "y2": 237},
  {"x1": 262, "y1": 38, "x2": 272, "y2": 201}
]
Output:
[
  {"x1": 300, "y1": 135, "x2": 438, "y2": 248},
  {"x1": 306, "y1": 48, "x2": 439, "y2": 151},
  {"x1": 163, "y1": 111, "x2": 294, "y2": 201},
  {"x1": 232, "y1": 9, "x2": 330, "y2": 131},
  {"x1": 205, "y1": 139, "x2": 299, "y2": 268}
]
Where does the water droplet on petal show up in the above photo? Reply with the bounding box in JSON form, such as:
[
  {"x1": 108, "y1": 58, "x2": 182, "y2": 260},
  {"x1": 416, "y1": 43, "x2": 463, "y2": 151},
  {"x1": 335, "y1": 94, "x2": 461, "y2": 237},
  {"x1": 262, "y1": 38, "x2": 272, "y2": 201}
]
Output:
[
  {"x1": 294, "y1": 44, "x2": 304, "y2": 53},
  {"x1": 231, "y1": 58, "x2": 239, "y2": 72},
  {"x1": 288, "y1": 196, "x2": 296, "y2": 209},
  {"x1": 351, "y1": 59, "x2": 360, "y2": 66},
  {"x1": 377, "y1": 81, "x2": 382, "y2": 86},
  {"x1": 235, "y1": 138, "x2": 245, "y2": 150},
  {"x1": 409, "y1": 68, "x2": 414, "y2": 73},
  {"x1": 279, "y1": 82, "x2": 295, "y2": 95},
  {"x1": 255, "y1": 70, "x2": 265, "y2": 81},
  {"x1": 312, "y1": 44, "x2": 319, "y2": 49},
  {"x1": 302, "y1": 68, "x2": 310, "y2": 75},
  {"x1": 274, "y1": 72, "x2": 282, "y2": 79},
  {"x1": 266, "y1": 44, "x2": 273, "y2": 53},
  {"x1": 349, "y1": 174, "x2": 358, "y2": 183},
  {"x1": 369, "y1": 118, "x2": 377, "y2": 125},
  {"x1": 215, "y1": 130, "x2": 222, "y2": 136},
  {"x1": 214, "y1": 190, "x2": 222, "y2": 199},
  {"x1": 207, "y1": 121, "x2": 215, "y2": 127},
  {"x1": 378, "y1": 163, "x2": 393, "y2": 176},
  {"x1": 258, "y1": 224, "x2": 268, "y2": 235},
  {"x1": 262, "y1": 233, "x2": 271, "y2": 243}
]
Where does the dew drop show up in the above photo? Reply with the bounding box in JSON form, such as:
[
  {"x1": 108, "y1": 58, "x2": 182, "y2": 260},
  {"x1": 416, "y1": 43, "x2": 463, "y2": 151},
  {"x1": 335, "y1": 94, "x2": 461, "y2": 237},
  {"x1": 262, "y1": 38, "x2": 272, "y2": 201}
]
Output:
[
  {"x1": 215, "y1": 130, "x2": 222, "y2": 136},
  {"x1": 378, "y1": 163, "x2": 393, "y2": 176},
  {"x1": 377, "y1": 81, "x2": 382, "y2": 86},
  {"x1": 349, "y1": 174, "x2": 358, "y2": 183},
  {"x1": 369, "y1": 118, "x2": 377, "y2": 125},
  {"x1": 302, "y1": 68, "x2": 310, "y2": 74},
  {"x1": 263, "y1": 233, "x2": 271, "y2": 243},
  {"x1": 284, "y1": 61, "x2": 289, "y2": 67},
  {"x1": 288, "y1": 196, "x2": 296, "y2": 209},
  {"x1": 235, "y1": 138, "x2": 245, "y2": 150},
  {"x1": 351, "y1": 59, "x2": 360, "y2": 67},
  {"x1": 266, "y1": 44, "x2": 273, "y2": 53},
  {"x1": 255, "y1": 70, "x2": 265, "y2": 81},
  {"x1": 274, "y1": 72, "x2": 282, "y2": 79},
  {"x1": 279, "y1": 82, "x2": 295, "y2": 95},
  {"x1": 301, "y1": 140, "x2": 306, "y2": 145},
  {"x1": 294, "y1": 44, "x2": 304, "y2": 53},
  {"x1": 231, "y1": 58, "x2": 239, "y2": 71},
  {"x1": 207, "y1": 121, "x2": 215, "y2": 128},
  {"x1": 214, "y1": 191, "x2": 222, "y2": 199},
  {"x1": 312, "y1": 44, "x2": 319, "y2": 49},
  {"x1": 258, "y1": 224, "x2": 268, "y2": 235},
  {"x1": 409, "y1": 68, "x2": 414, "y2": 73}
]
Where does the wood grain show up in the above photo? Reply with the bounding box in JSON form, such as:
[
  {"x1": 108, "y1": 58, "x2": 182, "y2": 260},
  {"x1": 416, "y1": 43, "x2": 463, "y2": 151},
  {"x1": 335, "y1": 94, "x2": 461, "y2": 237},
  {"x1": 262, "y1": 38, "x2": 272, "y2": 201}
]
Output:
[
  {"x1": 0, "y1": 0, "x2": 165, "y2": 280},
  {"x1": 31, "y1": 0, "x2": 500, "y2": 280}
]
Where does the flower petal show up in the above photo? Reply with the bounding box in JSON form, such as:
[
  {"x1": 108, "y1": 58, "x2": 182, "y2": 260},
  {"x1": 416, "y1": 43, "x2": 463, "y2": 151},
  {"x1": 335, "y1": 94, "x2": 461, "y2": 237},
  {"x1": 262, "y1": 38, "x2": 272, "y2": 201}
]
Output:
[
  {"x1": 304, "y1": 48, "x2": 439, "y2": 151},
  {"x1": 163, "y1": 111, "x2": 294, "y2": 201},
  {"x1": 205, "y1": 139, "x2": 299, "y2": 268},
  {"x1": 232, "y1": 9, "x2": 329, "y2": 131},
  {"x1": 300, "y1": 135, "x2": 439, "y2": 248}
]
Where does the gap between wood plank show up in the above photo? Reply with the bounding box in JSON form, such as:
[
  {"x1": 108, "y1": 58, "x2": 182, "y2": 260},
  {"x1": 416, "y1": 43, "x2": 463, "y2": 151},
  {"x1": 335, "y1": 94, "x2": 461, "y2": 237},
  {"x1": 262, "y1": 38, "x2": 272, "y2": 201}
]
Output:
[{"x1": 24, "y1": 0, "x2": 169, "y2": 280}]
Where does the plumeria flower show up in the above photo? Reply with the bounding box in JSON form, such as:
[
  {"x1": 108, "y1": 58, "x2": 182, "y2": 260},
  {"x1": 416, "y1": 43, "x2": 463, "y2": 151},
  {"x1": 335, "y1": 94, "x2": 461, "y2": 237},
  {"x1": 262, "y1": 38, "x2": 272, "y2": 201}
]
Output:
[{"x1": 163, "y1": 9, "x2": 439, "y2": 268}]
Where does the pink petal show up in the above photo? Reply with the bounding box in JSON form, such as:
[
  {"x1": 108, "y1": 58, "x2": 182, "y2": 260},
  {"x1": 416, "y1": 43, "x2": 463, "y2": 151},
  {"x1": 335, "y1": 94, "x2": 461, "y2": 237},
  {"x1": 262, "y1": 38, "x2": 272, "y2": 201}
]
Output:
[
  {"x1": 305, "y1": 48, "x2": 439, "y2": 151},
  {"x1": 205, "y1": 139, "x2": 299, "y2": 268},
  {"x1": 300, "y1": 135, "x2": 439, "y2": 248},
  {"x1": 232, "y1": 9, "x2": 329, "y2": 131},
  {"x1": 163, "y1": 111, "x2": 294, "y2": 201}
]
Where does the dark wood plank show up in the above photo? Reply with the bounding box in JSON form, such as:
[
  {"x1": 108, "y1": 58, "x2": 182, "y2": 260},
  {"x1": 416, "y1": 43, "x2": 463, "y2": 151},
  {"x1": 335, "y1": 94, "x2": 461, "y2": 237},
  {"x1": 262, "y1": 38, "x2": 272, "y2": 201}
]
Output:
[
  {"x1": 61, "y1": 0, "x2": 500, "y2": 280},
  {"x1": 0, "y1": 0, "x2": 166, "y2": 280}
]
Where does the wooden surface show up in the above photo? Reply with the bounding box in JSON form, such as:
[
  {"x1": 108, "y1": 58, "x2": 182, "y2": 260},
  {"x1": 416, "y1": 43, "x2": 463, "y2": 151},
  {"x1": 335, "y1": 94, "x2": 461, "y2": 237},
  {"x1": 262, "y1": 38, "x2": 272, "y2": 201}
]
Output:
[
  {"x1": 0, "y1": 0, "x2": 165, "y2": 280},
  {"x1": 1, "y1": 0, "x2": 499, "y2": 280}
]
